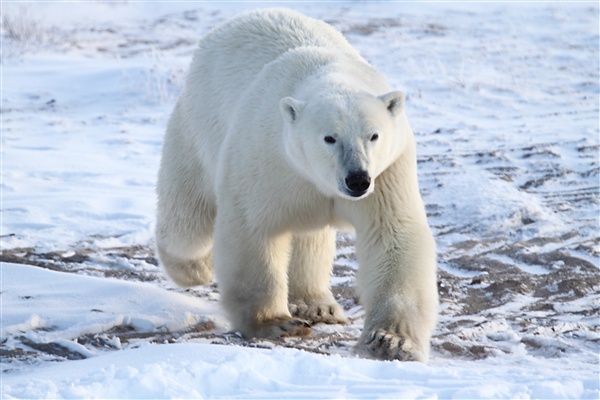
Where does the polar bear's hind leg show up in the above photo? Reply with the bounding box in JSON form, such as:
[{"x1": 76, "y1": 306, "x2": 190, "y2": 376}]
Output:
[
  {"x1": 287, "y1": 229, "x2": 347, "y2": 324},
  {"x1": 156, "y1": 121, "x2": 216, "y2": 287}
]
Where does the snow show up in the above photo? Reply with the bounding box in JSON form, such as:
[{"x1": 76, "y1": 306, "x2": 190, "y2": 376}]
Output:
[
  {"x1": 1, "y1": 2, "x2": 599, "y2": 399},
  {"x1": 1, "y1": 265, "x2": 597, "y2": 399},
  {"x1": 2, "y1": 264, "x2": 222, "y2": 341},
  {"x1": 3, "y1": 342, "x2": 597, "y2": 399}
]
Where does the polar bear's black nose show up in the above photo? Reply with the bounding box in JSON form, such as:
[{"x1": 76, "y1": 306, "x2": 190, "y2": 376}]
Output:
[{"x1": 345, "y1": 171, "x2": 371, "y2": 196}]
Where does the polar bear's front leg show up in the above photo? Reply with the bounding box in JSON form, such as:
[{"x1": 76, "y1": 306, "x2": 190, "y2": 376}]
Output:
[
  {"x1": 213, "y1": 213, "x2": 311, "y2": 339},
  {"x1": 336, "y1": 158, "x2": 438, "y2": 362},
  {"x1": 288, "y1": 229, "x2": 347, "y2": 325},
  {"x1": 355, "y1": 225, "x2": 438, "y2": 362}
]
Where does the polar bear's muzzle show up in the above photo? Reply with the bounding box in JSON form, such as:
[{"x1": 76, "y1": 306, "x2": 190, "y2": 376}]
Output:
[{"x1": 344, "y1": 170, "x2": 371, "y2": 198}]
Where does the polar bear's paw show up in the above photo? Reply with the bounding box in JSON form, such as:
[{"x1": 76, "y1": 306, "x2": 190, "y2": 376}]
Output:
[
  {"x1": 289, "y1": 301, "x2": 347, "y2": 325},
  {"x1": 246, "y1": 317, "x2": 312, "y2": 339},
  {"x1": 359, "y1": 329, "x2": 423, "y2": 362},
  {"x1": 278, "y1": 318, "x2": 313, "y2": 337}
]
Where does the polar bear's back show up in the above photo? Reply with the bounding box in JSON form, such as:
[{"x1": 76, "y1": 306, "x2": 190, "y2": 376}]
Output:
[
  {"x1": 184, "y1": 9, "x2": 359, "y2": 114},
  {"x1": 175, "y1": 9, "x2": 361, "y2": 181},
  {"x1": 191, "y1": 8, "x2": 358, "y2": 88}
]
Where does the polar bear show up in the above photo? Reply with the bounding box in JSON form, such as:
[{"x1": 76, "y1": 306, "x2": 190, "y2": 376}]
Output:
[{"x1": 156, "y1": 8, "x2": 438, "y2": 362}]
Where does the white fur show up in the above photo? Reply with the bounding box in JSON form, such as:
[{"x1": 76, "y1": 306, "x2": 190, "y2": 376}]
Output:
[{"x1": 156, "y1": 8, "x2": 438, "y2": 362}]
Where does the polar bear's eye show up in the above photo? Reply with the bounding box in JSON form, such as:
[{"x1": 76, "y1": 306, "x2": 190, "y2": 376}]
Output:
[
  {"x1": 370, "y1": 133, "x2": 379, "y2": 142},
  {"x1": 324, "y1": 135, "x2": 336, "y2": 144}
]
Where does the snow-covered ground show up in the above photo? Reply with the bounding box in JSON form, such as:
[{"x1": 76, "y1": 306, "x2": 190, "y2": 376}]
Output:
[{"x1": 2, "y1": 2, "x2": 599, "y2": 398}]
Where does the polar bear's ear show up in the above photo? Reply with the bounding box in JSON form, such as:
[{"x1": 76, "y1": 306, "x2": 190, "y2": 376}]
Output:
[
  {"x1": 280, "y1": 97, "x2": 305, "y2": 124},
  {"x1": 379, "y1": 91, "x2": 405, "y2": 117}
]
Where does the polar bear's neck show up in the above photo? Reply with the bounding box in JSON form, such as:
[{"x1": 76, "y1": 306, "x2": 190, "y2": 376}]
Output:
[{"x1": 291, "y1": 55, "x2": 390, "y2": 102}]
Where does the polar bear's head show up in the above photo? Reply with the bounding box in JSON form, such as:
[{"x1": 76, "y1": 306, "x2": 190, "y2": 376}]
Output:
[{"x1": 280, "y1": 91, "x2": 407, "y2": 200}]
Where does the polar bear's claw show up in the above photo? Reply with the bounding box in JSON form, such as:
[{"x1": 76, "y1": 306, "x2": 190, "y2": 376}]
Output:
[
  {"x1": 246, "y1": 317, "x2": 312, "y2": 339},
  {"x1": 279, "y1": 319, "x2": 313, "y2": 337},
  {"x1": 256, "y1": 318, "x2": 312, "y2": 339},
  {"x1": 289, "y1": 302, "x2": 347, "y2": 325},
  {"x1": 361, "y1": 329, "x2": 419, "y2": 362}
]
